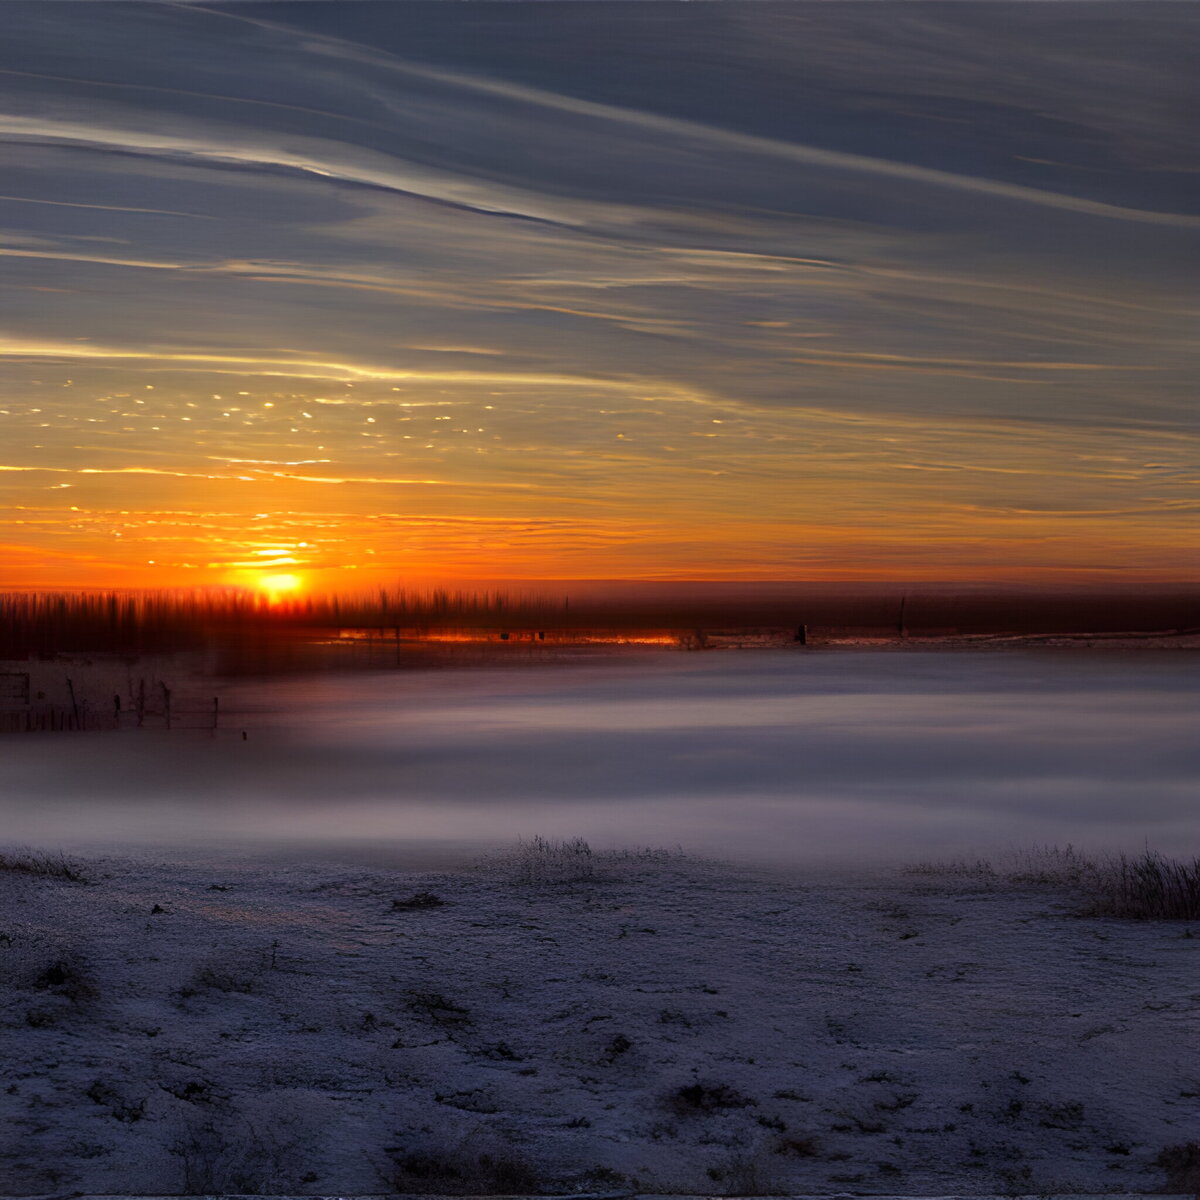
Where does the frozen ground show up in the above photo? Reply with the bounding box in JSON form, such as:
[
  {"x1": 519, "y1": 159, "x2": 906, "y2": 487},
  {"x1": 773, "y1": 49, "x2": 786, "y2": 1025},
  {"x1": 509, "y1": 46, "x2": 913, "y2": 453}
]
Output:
[{"x1": 1, "y1": 847, "x2": 1196, "y2": 1195}]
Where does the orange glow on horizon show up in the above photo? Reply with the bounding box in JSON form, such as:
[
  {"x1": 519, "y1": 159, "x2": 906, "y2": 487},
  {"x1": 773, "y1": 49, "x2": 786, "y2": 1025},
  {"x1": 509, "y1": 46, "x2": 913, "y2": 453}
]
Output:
[{"x1": 4, "y1": 547, "x2": 1200, "y2": 593}]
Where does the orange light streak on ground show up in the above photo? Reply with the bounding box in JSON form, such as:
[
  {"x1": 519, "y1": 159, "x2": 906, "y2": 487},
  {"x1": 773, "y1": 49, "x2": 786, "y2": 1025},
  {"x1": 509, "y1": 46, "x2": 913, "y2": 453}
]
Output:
[{"x1": 336, "y1": 630, "x2": 683, "y2": 645}]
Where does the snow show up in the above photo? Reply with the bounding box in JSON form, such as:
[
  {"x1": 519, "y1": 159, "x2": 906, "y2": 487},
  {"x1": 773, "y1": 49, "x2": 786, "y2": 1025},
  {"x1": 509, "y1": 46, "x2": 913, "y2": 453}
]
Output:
[{"x1": 1, "y1": 846, "x2": 1195, "y2": 1194}]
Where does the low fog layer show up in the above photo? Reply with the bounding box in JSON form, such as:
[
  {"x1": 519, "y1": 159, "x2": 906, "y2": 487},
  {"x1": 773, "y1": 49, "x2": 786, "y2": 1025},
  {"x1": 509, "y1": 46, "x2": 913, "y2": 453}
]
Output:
[{"x1": 1, "y1": 651, "x2": 1196, "y2": 866}]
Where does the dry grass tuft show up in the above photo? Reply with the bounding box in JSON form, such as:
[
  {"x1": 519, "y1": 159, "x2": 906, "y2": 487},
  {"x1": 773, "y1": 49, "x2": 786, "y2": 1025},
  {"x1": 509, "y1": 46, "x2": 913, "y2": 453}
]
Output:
[
  {"x1": 904, "y1": 856, "x2": 996, "y2": 879},
  {"x1": 1156, "y1": 1142, "x2": 1200, "y2": 1191},
  {"x1": 669, "y1": 1081, "x2": 757, "y2": 1115},
  {"x1": 490, "y1": 835, "x2": 598, "y2": 885},
  {"x1": 33, "y1": 957, "x2": 98, "y2": 1005},
  {"x1": 908, "y1": 844, "x2": 1200, "y2": 920},
  {"x1": 1083, "y1": 852, "x2": 1200, "y2": 921},
  {"x1": 392, "y1": 890, "x2": 446, "y2": 910},
  {"x1": 0, "y1": 847, "x2": 88, "y2": 883},
  {"x1": 385, "y1": 1148, "x2": 540, "y2": 1195},
  {"x1": 479, "y1": 835, "x2": 687, "y2": 886},
  {"x1": 1006, "y1": 843, "x2": 1098, "y2": 886}
]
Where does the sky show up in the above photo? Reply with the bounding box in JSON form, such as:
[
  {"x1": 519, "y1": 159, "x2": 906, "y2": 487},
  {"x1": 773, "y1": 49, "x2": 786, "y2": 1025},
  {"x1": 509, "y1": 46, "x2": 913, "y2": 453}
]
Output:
[{"x1": 0, "y1": 2, "x2": 1197, "y2": 591}]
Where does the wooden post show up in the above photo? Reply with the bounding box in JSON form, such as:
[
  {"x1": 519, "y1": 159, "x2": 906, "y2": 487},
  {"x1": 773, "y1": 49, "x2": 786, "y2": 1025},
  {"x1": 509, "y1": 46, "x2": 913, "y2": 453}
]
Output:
[
  {"x1": 161, "y1": 681, "x2": 172, "y2": 730},
  {"x1": 212, "y1": 696, "x2": 219, "y2": 734},
  {"x1": 66, "y1": 676, "x2": 80, "y2": 726}
]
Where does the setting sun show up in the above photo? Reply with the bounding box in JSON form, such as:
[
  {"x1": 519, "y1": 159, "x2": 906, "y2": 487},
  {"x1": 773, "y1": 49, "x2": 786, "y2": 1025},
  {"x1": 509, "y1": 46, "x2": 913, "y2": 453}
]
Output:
[{"x1": 258, "y1": 573, "x2": 302, "y2": 599}]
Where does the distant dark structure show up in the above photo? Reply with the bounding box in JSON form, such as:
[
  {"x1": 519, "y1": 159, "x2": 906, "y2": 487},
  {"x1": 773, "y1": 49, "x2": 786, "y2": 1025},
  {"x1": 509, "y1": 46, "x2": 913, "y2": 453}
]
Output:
[{"x1": 794, "y1": 624, "x2": 807, "y2": 645}]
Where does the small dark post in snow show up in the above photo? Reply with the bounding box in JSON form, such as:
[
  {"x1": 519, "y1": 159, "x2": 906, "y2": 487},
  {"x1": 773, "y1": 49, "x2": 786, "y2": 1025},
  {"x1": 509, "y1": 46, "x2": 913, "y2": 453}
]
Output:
[
  {"x1": 212, "y1": 696, "x2": 219, "y2": 733},
  {"x1": 161, "y1": 681, "x2": 172, "y2": 730},
  {"x1": 65, "y1": 676, "x2": 79, "y2": 726}
]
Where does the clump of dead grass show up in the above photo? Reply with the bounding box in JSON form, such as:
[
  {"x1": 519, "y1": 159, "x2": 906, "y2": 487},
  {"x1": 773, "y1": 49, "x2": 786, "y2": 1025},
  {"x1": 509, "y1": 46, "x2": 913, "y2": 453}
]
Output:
[
  {"x1": 33, "y1": 957, "x2": 98, "y2": 1005},
  {"x1": 0, "y1": 847, "x2": 88, "y2": 883},
  {"x1": 384, "y1": 1147, "x2": 539, "y2": 1195},
  {"x1": 908, "y1": 844, "x2": 1200, "y2": 920},
  {"x1": 478, "y1": 834, "x2": 687, "y2": 886},
  {"x1": 508, "y1": 835, "x2": 596, "y2": 885},
  {"x1": 1082, "y1": 851, "x2": 1200, "y2": 921},
  {"x1": 392, "y1": 890, "x2": 446, "y2": 910},
  {"x1": 1156, "y1": 1142, "x2": 1200, "y2": 1191}
]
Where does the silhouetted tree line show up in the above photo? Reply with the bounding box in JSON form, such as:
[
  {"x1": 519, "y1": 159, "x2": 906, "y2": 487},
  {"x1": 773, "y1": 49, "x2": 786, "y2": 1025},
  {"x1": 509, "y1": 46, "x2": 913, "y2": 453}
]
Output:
[
  {"x1": 2, "y1": 585, "x2": 1195, "y2": 660},
  {"x1": 0, "y1": 588, "x2": 523, "y2": 659}
]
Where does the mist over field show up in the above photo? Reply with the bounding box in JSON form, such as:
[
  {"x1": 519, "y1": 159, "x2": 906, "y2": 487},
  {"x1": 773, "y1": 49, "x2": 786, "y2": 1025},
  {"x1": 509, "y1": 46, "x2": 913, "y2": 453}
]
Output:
[{"x1": 2, "y1": 651, "x2": 1195, "y2": 866}]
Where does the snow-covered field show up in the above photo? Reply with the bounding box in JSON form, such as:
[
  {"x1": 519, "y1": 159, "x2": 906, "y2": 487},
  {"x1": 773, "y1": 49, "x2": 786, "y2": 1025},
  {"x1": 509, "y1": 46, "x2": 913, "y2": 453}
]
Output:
[{"x1": 1, "y1": 845, "x2": 1196, "y2": 1195}]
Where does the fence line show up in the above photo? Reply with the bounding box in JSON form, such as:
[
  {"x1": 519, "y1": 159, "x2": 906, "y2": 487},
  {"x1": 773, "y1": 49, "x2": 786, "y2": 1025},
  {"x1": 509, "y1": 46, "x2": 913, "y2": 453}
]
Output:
[{"x1": 0, "y1": 696, "x2": 223, "y2": 734}]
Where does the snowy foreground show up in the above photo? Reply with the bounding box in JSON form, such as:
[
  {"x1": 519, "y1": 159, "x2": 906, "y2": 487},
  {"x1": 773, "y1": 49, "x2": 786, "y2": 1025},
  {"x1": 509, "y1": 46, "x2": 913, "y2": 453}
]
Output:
[{"x1": 1, "y1": 848, "x2": 1196, "y2": 1195}]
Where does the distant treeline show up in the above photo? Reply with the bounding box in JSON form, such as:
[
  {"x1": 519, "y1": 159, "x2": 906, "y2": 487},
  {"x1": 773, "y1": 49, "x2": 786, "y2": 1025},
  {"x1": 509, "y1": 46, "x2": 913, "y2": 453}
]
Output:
[
  {"x1": 1, "y1": 585, "x2": 1197, "y2": 660},
  {"x1": 0, "y1": 588, "x2": 520, "y2": 659}
]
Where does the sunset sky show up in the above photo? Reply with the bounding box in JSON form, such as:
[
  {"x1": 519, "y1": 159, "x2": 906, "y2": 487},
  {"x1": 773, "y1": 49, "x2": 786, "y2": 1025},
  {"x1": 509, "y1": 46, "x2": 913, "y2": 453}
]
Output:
[{"x1": 1, "y1": 2, "x2": 1196, "y2": 590}]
